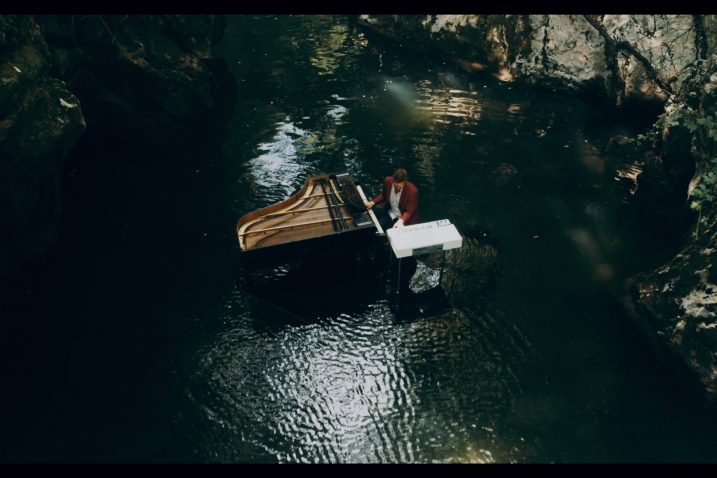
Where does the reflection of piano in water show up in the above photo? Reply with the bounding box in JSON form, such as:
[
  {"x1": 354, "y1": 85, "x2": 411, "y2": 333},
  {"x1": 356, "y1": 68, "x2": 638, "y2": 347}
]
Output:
[{"x1": 236, "y1": 173, "x2": 385, "y2": 268}]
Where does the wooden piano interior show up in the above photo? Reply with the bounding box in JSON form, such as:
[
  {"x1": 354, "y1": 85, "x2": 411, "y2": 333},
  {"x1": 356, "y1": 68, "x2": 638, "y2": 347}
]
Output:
[{"x1": 237, "y1": 175, "x2": 362, "y2": 251}]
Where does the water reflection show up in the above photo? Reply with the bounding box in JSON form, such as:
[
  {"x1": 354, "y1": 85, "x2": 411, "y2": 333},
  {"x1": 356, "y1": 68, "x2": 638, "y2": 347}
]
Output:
[
  {"x1": 181, "y1": 284, "x2": 529, "y2": 462},
  {"x1": 415, "y1": 80, "x2": 483, "y2": 129},
  {"x1": 179, "y1": 14, "x2": 700, "y2": 463},
  {"x1": 310, "y1": 23, "x2": 351, "y2": 77},
  {"x1": 249, "y1": 120, "x2": 315, "y2": 199}
]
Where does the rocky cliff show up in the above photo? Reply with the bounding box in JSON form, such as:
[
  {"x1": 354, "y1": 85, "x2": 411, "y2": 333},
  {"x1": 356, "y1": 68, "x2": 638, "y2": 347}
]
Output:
[
  {"x1": 0, "y1": 16, "x2": 85, "y2": 295},
  {"x1": 626, "y1": 59, "x2": 717, "y2": 395},
  {"x1": 36, "y1": 15, "x2": 226, "y2": 138},
  {"x1": 358, "y1": 15, "x2": 717, "y2": 106},
  {"x1": 0, "y1": 15, "x2": 227, "y2": 305}
]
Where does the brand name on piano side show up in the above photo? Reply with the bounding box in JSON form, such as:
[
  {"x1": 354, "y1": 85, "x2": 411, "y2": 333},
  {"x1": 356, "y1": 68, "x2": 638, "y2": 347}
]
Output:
[{"x1": 391, "y1": 219, "x2": 452, "y2": 233}]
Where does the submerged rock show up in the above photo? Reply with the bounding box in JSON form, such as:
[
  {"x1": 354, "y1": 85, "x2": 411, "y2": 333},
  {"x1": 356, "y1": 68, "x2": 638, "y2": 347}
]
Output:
[
  {"x1": 416, "y1": 236, "x2": 501, "y2": 311},
  {"x1": 491, "y1": 162, "x2": 518, "y2": 188}
]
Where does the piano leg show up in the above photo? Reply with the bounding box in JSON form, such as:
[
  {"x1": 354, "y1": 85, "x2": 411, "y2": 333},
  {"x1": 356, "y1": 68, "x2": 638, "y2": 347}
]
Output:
[
  {"x1": 394, "y1": 256, "x2": 418, "y2": 313},
  {"x1": 438, "y1": 250, "x2": 446, "y2": 286},
  {"x1": 396, "y1": 257, "x2": 402, "y2": 312}
]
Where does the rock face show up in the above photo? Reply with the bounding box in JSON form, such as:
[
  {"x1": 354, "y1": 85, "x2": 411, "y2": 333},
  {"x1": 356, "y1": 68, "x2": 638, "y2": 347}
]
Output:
[
  {"x1": 36, "y1": 15, "x2": 227, "y2": 138},
  {"x1": 358, "y1": 15, "x2": 713, "y2": 106},
  {"x1": 628, "y1": 220, "x2": 717, "y2": 395},
  {"x1": 627, "y1": 59, "x2": 717, "y2": 395},
  {"x1": 0, "y1": 15, "x2": 227, "y2": 302},
  {"x1": 0, "y1": 16, "x2": 85, "y2": 293}
]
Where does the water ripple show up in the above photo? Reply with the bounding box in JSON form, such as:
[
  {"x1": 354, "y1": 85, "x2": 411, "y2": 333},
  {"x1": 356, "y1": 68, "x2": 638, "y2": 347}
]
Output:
[{"x1": 167, "y1": 14, "x2": 675, "y2": 464}]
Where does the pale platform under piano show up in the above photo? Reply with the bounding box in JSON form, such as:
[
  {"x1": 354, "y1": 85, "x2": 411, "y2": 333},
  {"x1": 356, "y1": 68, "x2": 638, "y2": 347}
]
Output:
[{"x1": 386, "y1": 219, "x2": 463, "y2": 258}]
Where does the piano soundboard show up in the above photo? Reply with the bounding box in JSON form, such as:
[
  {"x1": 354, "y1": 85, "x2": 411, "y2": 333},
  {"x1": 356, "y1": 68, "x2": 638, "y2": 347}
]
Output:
[{"x1": 386, "y1": 219, "x2": 463, "y2": 258}]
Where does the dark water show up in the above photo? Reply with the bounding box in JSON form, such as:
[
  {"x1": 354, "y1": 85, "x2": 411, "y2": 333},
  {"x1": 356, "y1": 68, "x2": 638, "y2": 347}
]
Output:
[{"x1": 2, "y1": 15, "x2": 716, "y2": 463}]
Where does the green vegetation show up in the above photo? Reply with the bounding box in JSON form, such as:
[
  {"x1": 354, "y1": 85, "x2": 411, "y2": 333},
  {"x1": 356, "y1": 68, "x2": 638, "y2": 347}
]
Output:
[
  {"x1": 689, "y1": 158, "x2": 717, "y2": 237},
  {"x1": 666, "y1": 106, "x2": 717, "y2": 237},
  {"x1": 676, "y1": 108, "x2": 717, "y2": 237},
  {"x1": 635, "y1": 93, "x2": 717, "y2": 238}
]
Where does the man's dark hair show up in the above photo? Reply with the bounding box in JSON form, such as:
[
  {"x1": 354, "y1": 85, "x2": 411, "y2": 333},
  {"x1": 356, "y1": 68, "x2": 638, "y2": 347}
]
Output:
[{"x1": 393, "y1": 168, "x2": 407, "y2": 182}]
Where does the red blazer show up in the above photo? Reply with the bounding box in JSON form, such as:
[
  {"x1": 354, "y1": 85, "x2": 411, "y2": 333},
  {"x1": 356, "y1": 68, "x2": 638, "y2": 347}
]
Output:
[{"x1": 372, "y1": 176, "x2": 420, "y2": 225}]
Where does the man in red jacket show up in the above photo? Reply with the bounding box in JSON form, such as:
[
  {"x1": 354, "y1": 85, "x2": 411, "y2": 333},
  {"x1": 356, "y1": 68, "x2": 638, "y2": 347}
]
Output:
[
  {"x1": 364, "y1": 168, "x2": 419, "y2": 297},
  {"x1": 363, "y1": 168, "x2": 419, "y2": 230}
]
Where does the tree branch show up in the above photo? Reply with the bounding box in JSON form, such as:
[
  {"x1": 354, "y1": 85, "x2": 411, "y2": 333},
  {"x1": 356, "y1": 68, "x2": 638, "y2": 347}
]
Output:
[{"x1": 582, "y1": 14, "x2": 624, "y2": 103}]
